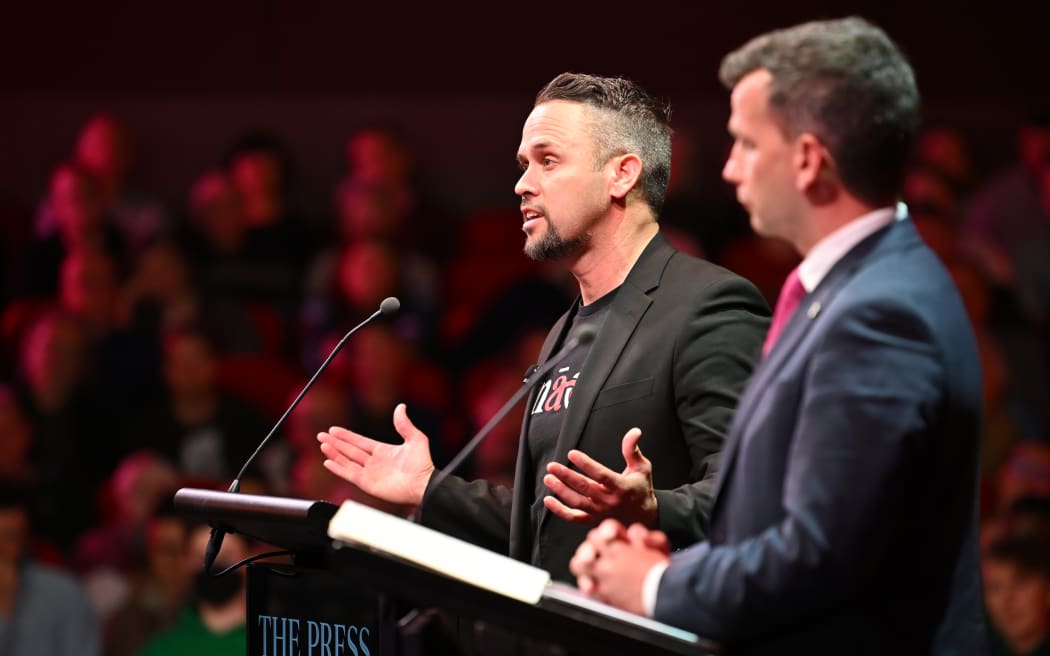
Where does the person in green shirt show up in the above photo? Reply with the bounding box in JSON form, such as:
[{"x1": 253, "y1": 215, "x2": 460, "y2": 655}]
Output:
[{"x1": 138, "y1": 526, "x2": 247, "y2": 656}]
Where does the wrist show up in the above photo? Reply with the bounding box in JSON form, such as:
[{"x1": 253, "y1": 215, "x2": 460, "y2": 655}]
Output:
[{"x1": 414, "y1": 466, "x2": 437, "y2": 507}]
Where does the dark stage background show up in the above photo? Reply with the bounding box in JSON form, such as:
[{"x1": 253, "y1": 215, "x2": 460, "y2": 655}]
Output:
[{"x1": 0, "y1": 1, "x2": 1044, "y2": 219}]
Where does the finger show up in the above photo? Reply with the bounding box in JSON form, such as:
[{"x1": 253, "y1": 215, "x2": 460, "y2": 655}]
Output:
[
  {"x1": 595, "y1": 518, "x2": 627, "y2": 544},
  {"x1": 620, "y1": 427, "x2": 648, "y2": 470},
  {"x1": 322, "y1": 455, "x2": 364, "y2": 484},
  {"x1": 626, "y1": 523, "x2": 670, "y2": 551},
  {"x1": 319, "y1": 438, "x2": 371, "y2": 468},
  {"x1": 543, "y1": 472, "x2": 600, "y2": 511},
  {"x1": 325, "y1": 426, "x2": 377, "y2": 456},
  {"x1": 644, "y1": 529, "x2": 671, "y2": 552},
  {"x1": 577, "y1": 573, "x2": 596, "y2": 595},
  {"x1": 543, "y1": 494, "x2": 593, "y2": 523},
  {"x1": 546, "y1": 462, "x2": 609, "y2": 501},
  {"x1": 570, "y1": 541, "x2": 598, "y2": 575},
  {"x1": 562, "y1": 452, "x2": 621, "y2": 488},
  {"x1": 392, "y1": 403, "x2": 429, "y2": 445}
]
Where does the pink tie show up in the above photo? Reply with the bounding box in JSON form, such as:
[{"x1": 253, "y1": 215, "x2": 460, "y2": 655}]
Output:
[{"x1": 762, "y1": 267, "x2": 806, "y2": 357}]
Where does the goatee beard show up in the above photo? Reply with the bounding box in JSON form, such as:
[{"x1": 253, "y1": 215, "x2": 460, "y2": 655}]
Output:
[{"x1": 524, "y1": 218, "x2": 590, "y2": 261}]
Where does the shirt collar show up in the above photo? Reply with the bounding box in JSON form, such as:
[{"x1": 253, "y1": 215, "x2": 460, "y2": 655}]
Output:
[{"x1": 797, "y1": 203, "x2": 904, "y2": 292}]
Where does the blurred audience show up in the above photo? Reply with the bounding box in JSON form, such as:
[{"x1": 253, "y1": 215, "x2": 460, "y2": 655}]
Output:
[
  {"x1": 105, "y1": 503, "x2": 193, "y2": 656},
  {"x1": 129, "y1": 328, "x2": 270, "y2": 485},
  {"x1": 0, "y1": 482, "x2": 101, "y2": 656},
  {"x1": 17, "y1": 162, "x2": 127, "y2": 298},
  {"x1": 1, "y1": 105, "x2": 1049, "y2": 650}
]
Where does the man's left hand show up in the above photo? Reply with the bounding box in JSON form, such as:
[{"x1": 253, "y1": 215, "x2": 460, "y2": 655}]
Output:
[{"x1": 543, "y1": 427, "x2": 658, "y2": 527}]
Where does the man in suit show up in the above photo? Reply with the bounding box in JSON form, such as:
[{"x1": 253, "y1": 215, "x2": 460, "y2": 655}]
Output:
[
  {"x1": 317, "y1": 72, "x2": 769, "y2": 582},
  {"x1": 569, "y1": 18, "x2": 988, "y2": 653}
]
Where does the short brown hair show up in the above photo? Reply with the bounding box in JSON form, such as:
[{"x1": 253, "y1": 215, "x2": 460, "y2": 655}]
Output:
[
  {"x1": 720, "y1": 17, "x2": 919, "y2": 206},
  {"x1": 535, "y1": 73, "x2": 672, "y2": 216}
]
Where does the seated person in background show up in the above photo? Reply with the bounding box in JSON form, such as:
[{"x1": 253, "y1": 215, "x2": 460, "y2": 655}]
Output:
[{"x1": 983, "y1": 530, "x2": 1050, "y2": 656}]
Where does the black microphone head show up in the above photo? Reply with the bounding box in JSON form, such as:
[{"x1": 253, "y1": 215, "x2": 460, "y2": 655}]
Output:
[
  {"x1": 573, "y1": 323, "x2": 597, "y2": 346},
  {"x1": 379, "y1": 297, "x2": 401, "y2": 315}
]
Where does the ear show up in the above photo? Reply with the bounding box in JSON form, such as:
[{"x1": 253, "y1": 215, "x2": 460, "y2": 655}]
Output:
[
  {"x1": 608, "y1": 153, "x2": 643, "y2": 201},
  {"x1": 793, "y1": 133, "x2": 833, "y2": 193}
]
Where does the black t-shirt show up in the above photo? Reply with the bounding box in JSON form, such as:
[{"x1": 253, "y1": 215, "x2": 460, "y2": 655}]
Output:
[{"x1": 527, "y1": 287, "x2": 618, "y2": 525}]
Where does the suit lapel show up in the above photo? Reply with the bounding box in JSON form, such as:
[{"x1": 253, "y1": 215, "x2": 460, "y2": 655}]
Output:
[
  {"x1": 535, "y1": 232, "x2": 673, "y2": 531},
  {"x1": 551, "y1": 233, "x2": 672, "y2": 462},
  {"x1": 550, "y1": 281, "x2": 653, "y2": 463}
]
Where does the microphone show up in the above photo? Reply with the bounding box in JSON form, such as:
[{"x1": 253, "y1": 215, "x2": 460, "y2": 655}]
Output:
[
  {"x1": 419, "y1": 323, "x2": 597, "y2": 515},
  {"x1": 201, "y1": 296, "x2": 401, "y2": 574}
]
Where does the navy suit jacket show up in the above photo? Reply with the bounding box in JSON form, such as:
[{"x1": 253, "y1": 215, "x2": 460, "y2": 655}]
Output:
[{"x1": 654, "y1": 218, "x2": 988, "y2": 654}]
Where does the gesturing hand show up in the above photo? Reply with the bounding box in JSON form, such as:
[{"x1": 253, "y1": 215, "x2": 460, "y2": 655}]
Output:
[
  {"x1": 543, "y1": 427, "x2": 658, "y2": 527},
  {"x1": 318, "y1": 403, "x2": 435, "y2": 510}
]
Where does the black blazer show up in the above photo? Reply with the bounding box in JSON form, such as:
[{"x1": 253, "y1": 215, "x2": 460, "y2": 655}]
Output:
[
  {"x1": 654, "y1": 218, "x2": 988, "y2": 654},
  {"x1": 422, "y1": 232, "x2": 770, "y2": 582}
]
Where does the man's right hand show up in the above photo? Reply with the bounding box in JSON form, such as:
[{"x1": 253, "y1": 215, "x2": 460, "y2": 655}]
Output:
[{"x1": 318, "y1": 403, "x2": 436, "y2": 509}]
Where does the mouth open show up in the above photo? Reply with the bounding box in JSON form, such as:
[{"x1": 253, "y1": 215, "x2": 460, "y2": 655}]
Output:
[{"x1": 521, "y1": 208, "x2": 544, "y2": 231}]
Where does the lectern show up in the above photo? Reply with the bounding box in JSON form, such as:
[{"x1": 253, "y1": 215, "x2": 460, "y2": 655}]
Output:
[{"x1": 174, "y1": 487, "x2": 717, "y2": 656}]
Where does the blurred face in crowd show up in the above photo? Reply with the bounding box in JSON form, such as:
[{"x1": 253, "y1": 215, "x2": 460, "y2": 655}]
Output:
[
  {"x1": 917, "y1": 128, "x2": 971, "y2": 186},
  {"x1": 336, "y1": 182, "x2": 398, "y2": 240},
  {"x1": 112, "y1": 453, "x2": 179, "y2": 524},
  {"x1": 347, "y1": 325, "x2": 403, "y2": 393},
  {"x1": 722, "y1": 70, "x2": 805, "y2": 246},
  {"x1": 164, "y1": 333, "x2": 217, "y2": 398},
  {"x1": 21, "y1": 313, "x2": 84, "y2": 404},
  {"x1": 230, "y1": 151, "x2": 282, "y2": 225},
  {"x1": 983, "y1": 558, "x2": 1050, "y2": 651},
  {"x1": 515, "y1": 100, "x2": 610, "y2": 262},
  {"x1": 0, "y1": 506, "x2": 28, "y2": 566},
  {"x1": 337, "y1": 240, "x2": 398, "y2": 309},
  {"x1": 146, "y1": 515, "x2": 190, "y2": 592},
  {"x1": 287, "y1": 381, "x2": 348, "y2": 452},
  {"x1": 134, "y1": 242, "x2": 190, "y2": 301},
  {"x1": 59, "y1": 250, "x2": 119, "y2": 332},
  {"x1": 346, "y1": 129, "x2": 411, "y2": 186},
  {"x1": 75, "y1": 114, "x2": 131, "y2": 190},
  {"x1": 190, "y1": 170, "x2": 246, "y2": 251},
  {"x1": 0, "y1": 395, "x2": 31, "y2": 476},
  {"x1": 50, "y1": 165, "x2": 105, "y2": 244},
  {"x1": 998, "y1": 443, "x2": 1050, "y2": 511}
]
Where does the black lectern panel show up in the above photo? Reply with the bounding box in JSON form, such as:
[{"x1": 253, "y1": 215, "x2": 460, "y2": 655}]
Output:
[{"x1": 328, "y1": 540, "x2": 717, "y2": 656}]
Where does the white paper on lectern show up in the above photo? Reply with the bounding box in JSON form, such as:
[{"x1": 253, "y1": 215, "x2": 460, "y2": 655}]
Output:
[{"x1": 327, "y1": 500, "x2": 551, "y2": 604}]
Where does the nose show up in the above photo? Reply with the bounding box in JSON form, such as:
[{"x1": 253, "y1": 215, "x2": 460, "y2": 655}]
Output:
[
  {"x1": 722, "y1": 143, "x2": 740, "y2": 184},
  {"x1": 515, "y1": 165, "x2": 535, "y2": 198}
]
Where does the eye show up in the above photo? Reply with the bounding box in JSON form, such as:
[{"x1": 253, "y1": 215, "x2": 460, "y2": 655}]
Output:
[{"x1": 542, "y1": 157, "x2": 555, "y2": 167}]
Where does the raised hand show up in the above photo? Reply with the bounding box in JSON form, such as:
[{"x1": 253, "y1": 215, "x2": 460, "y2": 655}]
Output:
[
  {"x1": 543, "y1": 427, "x2": 658, "y2": 527},
  {"x1": 318, "y1": 403, "x2": 435, "y2": 510}
]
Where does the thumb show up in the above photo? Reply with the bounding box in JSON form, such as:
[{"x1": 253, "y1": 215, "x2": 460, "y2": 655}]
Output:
[
  {"x1": 621, "y1": 427, "x2": 647, "y2": 469},
  {"x1": 393, "y1": 403, "x2": 428, "y2": 444}
]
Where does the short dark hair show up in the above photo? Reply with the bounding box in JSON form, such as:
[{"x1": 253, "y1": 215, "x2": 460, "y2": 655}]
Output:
[
  {"x1": 535, "y1": 72, "x2": 672, "y2": 216},
  {"x1": 719, "y1": 17, "x2": 919, "y2": 206}
]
